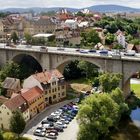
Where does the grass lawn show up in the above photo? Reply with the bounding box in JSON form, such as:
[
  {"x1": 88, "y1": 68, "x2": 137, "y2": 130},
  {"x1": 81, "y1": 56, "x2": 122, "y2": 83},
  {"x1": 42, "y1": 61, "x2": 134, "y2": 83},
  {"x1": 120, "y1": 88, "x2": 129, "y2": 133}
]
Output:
[
  {"x1": 69, "y1": 77, "x2": 94, "y2": 85},
  {"x1": 131, "y1": 84, "x2": 140, "y2": 97}
]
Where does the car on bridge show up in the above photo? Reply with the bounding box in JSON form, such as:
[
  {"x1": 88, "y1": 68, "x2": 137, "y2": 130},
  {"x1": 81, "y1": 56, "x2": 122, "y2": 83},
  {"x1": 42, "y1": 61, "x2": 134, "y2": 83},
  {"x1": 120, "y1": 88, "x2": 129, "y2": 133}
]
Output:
[
  {"x1": 79, "y1": 50, "x2": 89, "y2": 53},
  {"x1": 40, "y1": 46, "x2": 48, "y2": 52},
  {"x1": 124, "y1": 50, "x2": 136, "y2": 56}
]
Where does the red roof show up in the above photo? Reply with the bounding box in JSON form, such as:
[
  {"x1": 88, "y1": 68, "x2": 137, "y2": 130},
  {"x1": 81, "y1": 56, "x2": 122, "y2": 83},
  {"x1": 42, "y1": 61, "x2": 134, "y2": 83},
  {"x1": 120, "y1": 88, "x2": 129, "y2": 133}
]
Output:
[
  {"x1": 4, "y1": 94, "x2": 26, "y2": 111},
  {"x1": 33, "y1": 69, "x2": 63, "y2": 84},
  {"x1": 21, "y1": 86, "x2": 43, "y2": 102}
]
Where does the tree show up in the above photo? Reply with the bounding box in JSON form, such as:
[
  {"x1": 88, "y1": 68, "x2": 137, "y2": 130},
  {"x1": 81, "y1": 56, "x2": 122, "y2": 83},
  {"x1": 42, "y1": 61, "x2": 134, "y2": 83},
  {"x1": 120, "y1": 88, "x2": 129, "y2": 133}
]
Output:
[
  {"x1": 10, "y1": 110, "x2": 26, "y2": 136},
  {"x1": 11, "y1": 32, "x2": 19, "y2": 44},
  {"x1": 111, "y1": 88, "x2": 129, "y2": 116},
  {"x1": 0, "y1": 130, "x2": 3, "y2": 140},
  {"x1": 78, "y1": 61, "x2": 99, "y2": 79},
  {"x1": 77, "y1": 94, "x2": 120, "y2": 140},
  {"x1": 0, "y1": 62, "x2": 21, "y2": 82},
  {"x1": 63, "y1": 61, "x2": 83, "y2": 80},
  {"x1": 105, "y1": 33, "x2": 115, "y2": 45},
  {"x1": 24, "y1": 33, "x2": 32, "y2": 44},
  {"x1": 98, "y1": 73, "x2": 122, "y2": 93},
  {"x1": 81, "y1": 29, "x2": 101, "y2": 48},
  {"x1": 113, "y1": 43, "x2": 123, "y2": 50}
]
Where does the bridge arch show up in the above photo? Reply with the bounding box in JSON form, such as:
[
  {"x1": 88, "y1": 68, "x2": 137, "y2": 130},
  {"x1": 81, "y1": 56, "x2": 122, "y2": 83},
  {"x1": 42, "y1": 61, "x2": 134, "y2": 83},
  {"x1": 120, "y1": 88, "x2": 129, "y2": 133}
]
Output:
[
  {"x1": 122, "y1": 61, "x2": 140, "y2": 97},
  {"x1": 12, "y1": 53, "x2": 43, "y2": 73},
  {"x1": 53, "y1": 57, "x2": 105, "y2": 73},
  {"x1": 54, "y1": 57, "x2": 103, "y2": 74}
]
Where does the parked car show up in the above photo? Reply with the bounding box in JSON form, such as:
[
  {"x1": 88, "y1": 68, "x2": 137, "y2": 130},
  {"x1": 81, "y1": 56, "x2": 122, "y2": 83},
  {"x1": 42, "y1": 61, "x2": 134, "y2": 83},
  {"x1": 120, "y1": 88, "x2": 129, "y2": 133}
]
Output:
[
  {"x1": 54, "y1": 125, "x2": 64, "y2": 132},
  {"x1": 34, "y1": 131, "x2": 45, "y2": 137},
  {"x1": 46, "y1": 129, "x2": 58, "y2": 135},
  {"x1": 45, "y1": 133, "x2": 57, "y2": 139}
]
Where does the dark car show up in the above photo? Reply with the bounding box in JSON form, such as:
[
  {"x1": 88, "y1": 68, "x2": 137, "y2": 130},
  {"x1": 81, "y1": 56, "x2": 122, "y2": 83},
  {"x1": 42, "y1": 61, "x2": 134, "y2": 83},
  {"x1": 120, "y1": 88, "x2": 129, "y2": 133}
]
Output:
[
  {"x1": 99, "y1": 50, "x2": 108, "y2": 55},
  {"x1": 47, "y1": 116, "x2": 57, "y2": 122},
  {"x1": 88, "y1": 49, "x2": 96, "y2": 53}
]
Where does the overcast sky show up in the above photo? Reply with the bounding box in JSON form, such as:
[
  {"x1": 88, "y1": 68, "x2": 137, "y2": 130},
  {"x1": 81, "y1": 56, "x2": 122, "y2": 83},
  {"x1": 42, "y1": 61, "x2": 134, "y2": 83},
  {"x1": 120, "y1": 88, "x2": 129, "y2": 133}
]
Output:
[{"x1": 0, "y1": 0, "x2": 140, "y2": 9}]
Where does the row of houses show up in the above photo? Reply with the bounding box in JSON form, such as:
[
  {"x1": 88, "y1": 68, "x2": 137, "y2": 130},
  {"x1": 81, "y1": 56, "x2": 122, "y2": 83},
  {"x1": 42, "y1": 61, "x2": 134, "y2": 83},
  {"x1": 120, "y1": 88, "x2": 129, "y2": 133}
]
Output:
[
  {"x1": 0, "y1": 9, "x2": 102, "y2": 43},
  {"x1": 0, "y1": 69, "x2": 66, "y2": 130}
]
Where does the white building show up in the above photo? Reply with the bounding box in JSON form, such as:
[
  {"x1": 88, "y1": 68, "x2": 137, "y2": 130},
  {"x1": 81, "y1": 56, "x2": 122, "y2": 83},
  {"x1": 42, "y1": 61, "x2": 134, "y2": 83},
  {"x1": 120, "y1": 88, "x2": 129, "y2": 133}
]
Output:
[
  {"x1": 65, "y1": 19, "x2": 78, "y2": 29},
  {"x1": 116, "y1": 30, "x2": 126, "y2": 48}
]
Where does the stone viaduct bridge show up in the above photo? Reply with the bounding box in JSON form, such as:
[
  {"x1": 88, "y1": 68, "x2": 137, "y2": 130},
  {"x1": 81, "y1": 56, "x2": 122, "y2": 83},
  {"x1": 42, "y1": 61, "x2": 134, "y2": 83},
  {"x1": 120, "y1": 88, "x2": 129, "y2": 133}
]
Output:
[{"x1": 0, "y1": 46, "x2": 140, "y2": 97}]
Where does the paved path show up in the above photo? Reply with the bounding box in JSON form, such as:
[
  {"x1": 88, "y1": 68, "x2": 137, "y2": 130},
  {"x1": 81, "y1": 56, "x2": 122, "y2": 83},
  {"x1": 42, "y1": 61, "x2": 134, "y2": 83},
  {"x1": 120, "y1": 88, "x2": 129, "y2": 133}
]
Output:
[{"x1": 57, "y1": 118, "x2": 79, "y2": 140}]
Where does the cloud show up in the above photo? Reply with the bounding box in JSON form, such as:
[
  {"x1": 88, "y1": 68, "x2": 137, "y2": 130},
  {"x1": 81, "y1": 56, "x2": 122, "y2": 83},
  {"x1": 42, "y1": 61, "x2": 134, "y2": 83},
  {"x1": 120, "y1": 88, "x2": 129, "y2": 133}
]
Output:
[{"x1": 0, "y1": 0, "x2": 139, "y2": 9}]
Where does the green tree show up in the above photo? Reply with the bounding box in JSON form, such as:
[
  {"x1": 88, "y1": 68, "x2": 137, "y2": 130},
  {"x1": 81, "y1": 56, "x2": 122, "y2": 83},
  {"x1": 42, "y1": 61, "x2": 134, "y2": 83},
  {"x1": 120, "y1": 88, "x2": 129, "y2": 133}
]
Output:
[
  {"x1": 113, "y1": 43, "x2": 123, "y2": 50},
  {"x1": 78, "y1": 61, "x2": 99, "y2": 79},
  {"x1": 63, "y1": 61, "x2": 83, "y2": 80},
  {"x1": 0, "y1": 62, "x2": 21, "y2": 82},
  {"x1": 130, "y1": 39, "x2": 140, "y2": 45},
  {"x1": 0, "y1": 130, "x2": 3, "y2": 140},
  {"x1": 81, "y1": 29, "x2": 101, "y2": 48},
  {"x1": 24, "y1": 33, "x2": 32, "y2": 44},
  {"x1": 11, "y1": 32, "x2": 19, "y2": 44},
  {"x1": 105, "y1": 33, "x2": 115, "y2": 45},
  {"x1": 98, "y1": 73, "x2": 122, "y2": 93},
  {"x1": 10, "y1": 110, "x2": 26, "y2": 137},
  {"x1": 77, "y1": 94, "x2": 120, "y2": 140},
  {"x1": 111, "y1": 88, "x2": 129, "y2": 116}
]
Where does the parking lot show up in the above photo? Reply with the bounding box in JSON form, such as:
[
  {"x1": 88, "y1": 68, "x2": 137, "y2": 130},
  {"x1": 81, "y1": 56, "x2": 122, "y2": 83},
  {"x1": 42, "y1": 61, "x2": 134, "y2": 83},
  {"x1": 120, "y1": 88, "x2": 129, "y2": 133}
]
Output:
[{"x1": 23, "y1": 99, "x2": 79, "y2": 140}]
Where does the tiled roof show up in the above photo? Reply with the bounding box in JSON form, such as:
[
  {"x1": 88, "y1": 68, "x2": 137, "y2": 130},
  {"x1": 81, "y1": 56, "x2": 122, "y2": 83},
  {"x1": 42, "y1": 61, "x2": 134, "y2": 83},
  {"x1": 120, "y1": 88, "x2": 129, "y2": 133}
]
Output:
[
  {"x1": 4, "y1": 94, "x2": 27, "y2": 112},
  {"x1": 21, "y1": 86, "x2": 43, "y2": 102},
  {"x1": 2, "y1": 77, "x2": 20, "y2": 90},
  {"x1": 33, "y1": 69, "x2": 63, "y2": 84}
]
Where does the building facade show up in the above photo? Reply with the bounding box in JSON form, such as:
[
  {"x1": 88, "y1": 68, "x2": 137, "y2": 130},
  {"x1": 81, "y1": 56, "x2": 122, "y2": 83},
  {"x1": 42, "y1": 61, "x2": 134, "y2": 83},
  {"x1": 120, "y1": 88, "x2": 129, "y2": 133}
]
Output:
[
  {"x1": 23, "y1": 69, "x2": 67, "y2": 105},
  {"x1": 21, "y1": 86, "x2": 45, "y2": 118},
  {"x1": 0, "y1": 94, "x2": 29, "y2": 130}
]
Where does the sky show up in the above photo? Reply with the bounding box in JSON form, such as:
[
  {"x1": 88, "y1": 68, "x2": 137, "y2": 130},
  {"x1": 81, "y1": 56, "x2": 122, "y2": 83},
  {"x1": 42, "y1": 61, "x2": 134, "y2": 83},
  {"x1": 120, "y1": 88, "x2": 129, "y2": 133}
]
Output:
[{"x1": 0, "y1": 0, "x2": 140, "y2": 9}]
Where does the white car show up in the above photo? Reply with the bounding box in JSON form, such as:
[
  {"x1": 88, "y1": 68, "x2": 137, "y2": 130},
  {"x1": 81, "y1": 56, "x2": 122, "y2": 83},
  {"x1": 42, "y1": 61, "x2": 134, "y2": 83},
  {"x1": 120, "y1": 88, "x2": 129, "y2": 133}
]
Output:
[
  {"x1": 35, "y1": 129, "x2": 41, "y2": 133},
  {"x1": 124, "y1": 50, "x2": 136, "y2": 56}
]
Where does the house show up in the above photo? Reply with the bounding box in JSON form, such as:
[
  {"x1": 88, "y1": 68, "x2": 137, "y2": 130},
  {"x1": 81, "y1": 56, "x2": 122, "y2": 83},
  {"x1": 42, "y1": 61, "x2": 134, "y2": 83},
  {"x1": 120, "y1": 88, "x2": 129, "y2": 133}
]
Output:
[
  {"x1": 65, "y1": 19, "x2": 78, "y2": 29},
  {"x1": 127, "y1": 44, "x2": 140, "y2": 53},
  {"x1": 23, "y1": 69, "x2": 67, "y2": 105},
  {"x1": 0, "y1": 94, "x2": 29, "y2": 130},
  {"x1": 21, "y1": 86, "x2": 45, "y2": 118},
  {"x1": 0, "y1": 96, "x2": 8, "y2": 105},
  {"x1": 116, "y1": 30, "x2": 126, "y2": 48},
  {"x1": 2, "y1": 77, "x2": 21, "y2": 98},
  {"x1": 94, "y1": 42, "x2": 105, "y2": 50}
]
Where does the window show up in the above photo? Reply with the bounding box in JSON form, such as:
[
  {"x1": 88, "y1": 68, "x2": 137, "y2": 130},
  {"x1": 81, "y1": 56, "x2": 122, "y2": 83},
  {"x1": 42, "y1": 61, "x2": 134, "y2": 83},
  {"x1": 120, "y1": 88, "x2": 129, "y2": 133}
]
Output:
[
  {"x1": 53, "y1": 95, "x2": 56, "y2": 99},
  {"x1": 0, "y1": 111, "x2": 1, "y2": 113},
  {"x1": 62, "y1": 86, "x2": 65, "y2": 89},
  {"x1": 52, "y1": 89, "x2": 54, "y2": 93},
  {"x1": 7, "y1": 112, "x2": 9, "y2": 115},
  {"x1": 62, "y1": 92, "x2": 65, "y2": 96},
  {"x1": 58, "y1": 87, "x2": 60, "y2": 90}
]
